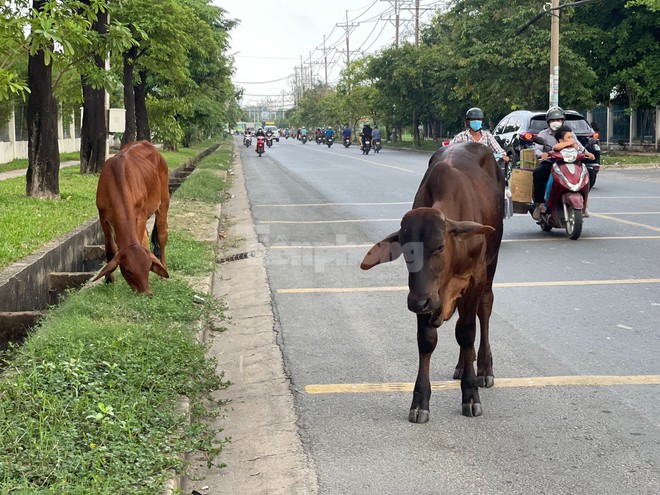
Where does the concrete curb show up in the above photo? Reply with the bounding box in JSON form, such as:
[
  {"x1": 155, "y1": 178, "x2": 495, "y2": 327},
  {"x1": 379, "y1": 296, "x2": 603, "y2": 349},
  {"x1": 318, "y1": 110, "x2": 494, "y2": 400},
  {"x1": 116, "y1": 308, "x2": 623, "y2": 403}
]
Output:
[{"x1": 183, "y1": 143, "x2": 319, "y2": 494}]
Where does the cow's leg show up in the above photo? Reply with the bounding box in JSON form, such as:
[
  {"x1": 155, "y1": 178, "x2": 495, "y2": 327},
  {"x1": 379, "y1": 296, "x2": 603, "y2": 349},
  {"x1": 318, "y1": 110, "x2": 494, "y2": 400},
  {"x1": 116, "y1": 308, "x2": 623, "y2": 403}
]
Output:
[
  {"x1": 453, "y1": 301, "x2": 466, "y2": 380},
  {"x1": 100, "y1": 219, "x2": 116, "y2": 284},
  {"x1": 136, "y1": 215, "x2": 149, "y2": 249},
  {"x1": 476, "y1": 284, "x2": 495, "y2": 388},
  {"x1": 455, "y1": 311, "x2": 481, "y2": 417},
  {"x1": 154, "y1": 204, "x2": 169, "y2": 267},
  {"x1": 409, "y1": 313, "x2": 437, "y2": 424}
]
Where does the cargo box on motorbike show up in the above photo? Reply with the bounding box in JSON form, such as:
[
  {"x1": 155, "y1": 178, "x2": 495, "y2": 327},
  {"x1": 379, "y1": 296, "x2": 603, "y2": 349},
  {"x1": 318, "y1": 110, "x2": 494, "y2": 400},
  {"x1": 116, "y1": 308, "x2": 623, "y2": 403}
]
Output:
[
  {"x1": 510, "y1": 168, "x2": 534, "y2": 213},
  {"x1": 520, "y1": 149, "x2": 537, "y2": 169}
]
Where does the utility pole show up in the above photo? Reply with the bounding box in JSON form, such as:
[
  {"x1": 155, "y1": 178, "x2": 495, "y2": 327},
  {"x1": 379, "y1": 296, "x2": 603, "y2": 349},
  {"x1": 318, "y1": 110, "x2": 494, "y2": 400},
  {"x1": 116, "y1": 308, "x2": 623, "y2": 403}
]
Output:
[
  {"x1": 337, "y1": 10, "x2": 359, "y2": 67},
  {"x1": 549, "y1": 0, "x2": 560, "y2": 108},
  {"x1": 323, "y1": 35, "x2": 328, "y2": 85},
  {"x1": 415, "y1": 0, "x2": 420, "y2": 48},
  {"x1": 345, "y1": 10, "x2": 350, "y2": 66}
]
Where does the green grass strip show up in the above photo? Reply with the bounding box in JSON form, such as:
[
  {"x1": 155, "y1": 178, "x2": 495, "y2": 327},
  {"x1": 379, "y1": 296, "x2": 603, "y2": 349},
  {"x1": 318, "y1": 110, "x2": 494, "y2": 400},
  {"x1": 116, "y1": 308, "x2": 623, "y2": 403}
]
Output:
[
  {"x1": 0, "y1": 142, "x2": 233, "y2": 493},
  {"x1": 0, "y1": 276, "x2": 227, "y2": 494}
]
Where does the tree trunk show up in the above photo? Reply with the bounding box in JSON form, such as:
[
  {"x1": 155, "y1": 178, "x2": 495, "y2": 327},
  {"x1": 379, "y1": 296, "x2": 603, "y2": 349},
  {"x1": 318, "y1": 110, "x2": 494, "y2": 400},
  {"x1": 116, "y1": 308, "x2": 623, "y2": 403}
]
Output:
[
  {"x1": 121, "y1": 45, "x2": 137, "y2": 148},
  {"x1": 412, "y1": 112, "x2": 420, "y2": 147},
  {"x1": 80, "y1": 8, "x2": 108, "y2": 174},
  {"x1": 26, "y1": 0, "x2": 59, "y2": 199},
  {"x1": 135, "y1": 69, "x2": 150, "y2": 141}
]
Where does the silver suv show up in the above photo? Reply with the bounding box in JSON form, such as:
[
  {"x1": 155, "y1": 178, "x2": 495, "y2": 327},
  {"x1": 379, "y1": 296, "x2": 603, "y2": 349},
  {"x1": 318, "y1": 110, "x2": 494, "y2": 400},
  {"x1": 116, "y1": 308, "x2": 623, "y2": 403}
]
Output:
[{"x1": 264, "y1": 125, "x2": 279, "y2": 142}]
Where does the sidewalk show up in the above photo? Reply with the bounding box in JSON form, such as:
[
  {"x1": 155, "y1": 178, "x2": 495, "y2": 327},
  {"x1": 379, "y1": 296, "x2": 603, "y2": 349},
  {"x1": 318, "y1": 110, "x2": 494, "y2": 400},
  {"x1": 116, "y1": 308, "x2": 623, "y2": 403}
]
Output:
[
  {"x1": 0, "y1": 160, "x2": 79, "y2": 181},
  {"x1": 184, "y1": 147, "x2": 318, "y2": 494}
]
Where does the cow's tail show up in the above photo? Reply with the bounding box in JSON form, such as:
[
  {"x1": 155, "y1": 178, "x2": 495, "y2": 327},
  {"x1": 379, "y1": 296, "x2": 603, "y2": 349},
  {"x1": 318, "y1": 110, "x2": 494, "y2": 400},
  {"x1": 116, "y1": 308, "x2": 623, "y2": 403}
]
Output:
[{"x1": 151, "y1": 223, "x2": 161, "y2": 260}]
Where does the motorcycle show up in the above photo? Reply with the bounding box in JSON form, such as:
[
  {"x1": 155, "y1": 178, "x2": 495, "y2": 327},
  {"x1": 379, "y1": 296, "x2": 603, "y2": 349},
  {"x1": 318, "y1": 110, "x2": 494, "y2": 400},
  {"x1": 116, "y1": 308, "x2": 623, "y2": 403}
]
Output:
[
  {"x1": 343, "y1": 136, "x2": 351, "y2": 148},
  {"x1": 316, "y1": 135, "x2": 323, "y2": 145},
  {"x1": 255, "y1": 135, "x2": 266, "y2": 157},
  {"x1": 326, "y1": 135, "x2": 334, "y2": 148},
  {"x1": 373, "y1": 138, "x2": 382, "y2": 153},
  {"x1": 301, "y1": 135, "x2": 307, "y2": 144},
  {"x1": 532, "y1": 136, "x2": 591, "y2": 240},
  {"x1": 243, "y1": 135, "x2": 252, "y2": 147},
  {"x1": 266, "y1": 133, "x2": 273, "y2": 148},
  {"x1": 362, "y1": 139, "x2": 371, "y2": 155}
]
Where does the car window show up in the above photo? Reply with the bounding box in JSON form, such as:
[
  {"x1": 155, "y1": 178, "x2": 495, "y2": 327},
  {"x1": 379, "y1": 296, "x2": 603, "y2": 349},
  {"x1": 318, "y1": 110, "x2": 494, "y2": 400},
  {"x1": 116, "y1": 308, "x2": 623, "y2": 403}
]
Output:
[
  {"x1": 504, "y1": 117, "x2": 522, "y2": 133},
  {"x1": 528, "y1": 117, "x2": 548, "y2": 132},
  {"x1": 565, "y1": 118, "x2": 592, "y2": 134},
  {"x1": 494, "y1": 118, "x2": 509, "y2": 134}
]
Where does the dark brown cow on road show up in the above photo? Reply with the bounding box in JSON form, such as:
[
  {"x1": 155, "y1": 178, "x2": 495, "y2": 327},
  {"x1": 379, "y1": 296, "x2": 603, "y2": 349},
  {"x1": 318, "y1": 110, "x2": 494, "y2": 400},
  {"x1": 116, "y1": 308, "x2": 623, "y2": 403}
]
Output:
[
  {"x1": 93, "y1": 141, "x2": 170, "y2": 295},
  {"x1": 361, "y1": 141, "x2": 504, "y2": 422}
]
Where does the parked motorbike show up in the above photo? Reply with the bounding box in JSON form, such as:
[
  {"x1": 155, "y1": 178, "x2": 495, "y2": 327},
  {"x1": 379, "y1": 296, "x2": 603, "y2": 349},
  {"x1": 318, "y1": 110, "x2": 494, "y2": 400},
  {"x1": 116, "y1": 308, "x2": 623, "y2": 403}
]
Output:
[
  {"x1": 243, "y1": 135, "x2": 252, "y2": 147},
  {"x1": 343, "y1": 136, "x2": 351, "y2": 148},
  {"x1": 373, "y1": 138, "x2": 382, "y2": 153},
  {"x1": 532, "y1": 136, "x2": 590, "y2": 240},
  {"x1": 362, "y1": 139, "x2": 371, "y2": 155},
  {"x1": 255, "y1": 135, "x2": 266, "y2": 157},
  {"x1": 326, "y1": 136, "x2": 334, "y2": 148}
]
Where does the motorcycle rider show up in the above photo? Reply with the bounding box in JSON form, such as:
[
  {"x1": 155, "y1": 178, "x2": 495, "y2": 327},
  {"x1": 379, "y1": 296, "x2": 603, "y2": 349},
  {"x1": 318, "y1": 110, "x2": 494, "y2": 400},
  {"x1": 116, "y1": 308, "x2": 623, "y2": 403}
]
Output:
[
  {"x1": 325, "y1": 126, "x2": 335, "y2": 141},
  {"x1": 254, "y1": 126, "x2": 266, "y2": 152},
  {"x1": 360, "y1": 122, "x2": 373, "y2": 149},
  {"x1": 342, "y1": 124, "x2": 352, "y2": 143},
  {"x1": 450, "y1": 108, "x2": 510, "y2": 164},
  {"x1": 372, "y1": 125, "x2": 381, "y2": 142},
  {"x1": 532, "y1": 107, "x2": 596, "y2": 220}
]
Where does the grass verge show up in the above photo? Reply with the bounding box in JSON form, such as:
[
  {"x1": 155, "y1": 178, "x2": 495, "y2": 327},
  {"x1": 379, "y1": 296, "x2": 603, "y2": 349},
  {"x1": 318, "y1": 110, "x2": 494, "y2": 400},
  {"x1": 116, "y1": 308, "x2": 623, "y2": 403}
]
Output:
[
  {"x1": 0, "y1": 139, "x2": 233, "y2": 493},
  {"x1": 0, "y1": 140, "x2": 222, "y2": 271}
]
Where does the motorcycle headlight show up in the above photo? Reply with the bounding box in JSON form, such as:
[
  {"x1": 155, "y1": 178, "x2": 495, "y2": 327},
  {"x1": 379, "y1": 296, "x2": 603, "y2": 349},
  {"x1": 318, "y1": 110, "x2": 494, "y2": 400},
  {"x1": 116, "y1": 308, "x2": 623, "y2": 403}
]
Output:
[{"x1": 560, "y1": 148, "x2": 578, "y2": 163}]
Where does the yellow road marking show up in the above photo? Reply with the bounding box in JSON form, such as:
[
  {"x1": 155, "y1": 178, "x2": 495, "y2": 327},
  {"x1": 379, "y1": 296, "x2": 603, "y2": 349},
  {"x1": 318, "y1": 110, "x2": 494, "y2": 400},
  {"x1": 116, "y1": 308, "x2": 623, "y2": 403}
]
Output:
[
  {"x1": 590, "y1": 213, "x2": 660, "y2": 233},
  {"x1": 258, "y1": 219, "x2": 401, "y2": 224},
  {"x1": 277, "y1": 278, "x2": 660, "y2": 294},
  {"x1": 254, "y1": 202, "x2": 411, "y2": 207},
  {"x1": 304, "y1": 375, "x2": 660, "y2": 394}
]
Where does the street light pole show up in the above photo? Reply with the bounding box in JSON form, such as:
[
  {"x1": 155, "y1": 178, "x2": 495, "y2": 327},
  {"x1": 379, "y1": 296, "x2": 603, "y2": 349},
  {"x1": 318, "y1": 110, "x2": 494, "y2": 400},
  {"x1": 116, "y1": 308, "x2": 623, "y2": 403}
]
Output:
[{"x1": 549, "y1": 0, "x2": 560, "y2": 108}]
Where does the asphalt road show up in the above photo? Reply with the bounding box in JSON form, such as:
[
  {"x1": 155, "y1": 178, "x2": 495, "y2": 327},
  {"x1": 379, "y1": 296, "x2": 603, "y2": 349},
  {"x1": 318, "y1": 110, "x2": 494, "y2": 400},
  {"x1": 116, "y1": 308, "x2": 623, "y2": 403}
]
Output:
[{"x1": 236, "y1": 137, "x2": 659, "y2": 495}]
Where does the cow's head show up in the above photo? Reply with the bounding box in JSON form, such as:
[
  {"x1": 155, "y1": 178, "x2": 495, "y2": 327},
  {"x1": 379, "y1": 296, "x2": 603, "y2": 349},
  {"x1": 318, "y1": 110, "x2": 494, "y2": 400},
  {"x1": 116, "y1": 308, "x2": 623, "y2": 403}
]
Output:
[
  {"x1": 360, "y1": 208, "x2": 494, "y2": 326},
  {"x1": 93, "y1": 244, "x2": 169, "y2": 295}
]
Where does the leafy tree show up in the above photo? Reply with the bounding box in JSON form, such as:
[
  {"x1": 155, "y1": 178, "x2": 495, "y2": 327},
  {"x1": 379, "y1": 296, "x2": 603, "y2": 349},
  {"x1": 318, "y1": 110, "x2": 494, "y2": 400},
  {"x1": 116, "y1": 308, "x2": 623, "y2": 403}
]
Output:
[{"x1": 572, "y1": 0, "x2": 660, "y2": 109}]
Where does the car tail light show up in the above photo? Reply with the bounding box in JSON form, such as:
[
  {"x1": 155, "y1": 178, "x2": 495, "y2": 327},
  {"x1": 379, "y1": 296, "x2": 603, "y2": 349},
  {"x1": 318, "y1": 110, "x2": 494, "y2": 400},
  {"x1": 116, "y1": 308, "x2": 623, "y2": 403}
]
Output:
[
  {"x1": 519, "y1": 132, "x2": 535, "y2": 141},
  {"x1": 442, "y1": 141, "x2": 451, "y2": 147}
]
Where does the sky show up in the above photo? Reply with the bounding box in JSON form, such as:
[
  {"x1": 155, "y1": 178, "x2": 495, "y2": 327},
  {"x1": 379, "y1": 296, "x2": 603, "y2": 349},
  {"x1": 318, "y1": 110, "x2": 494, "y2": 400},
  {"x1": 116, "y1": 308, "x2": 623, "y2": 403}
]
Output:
[{"x1": 217, "y1": 1, "x2": 441, "y2": 110}]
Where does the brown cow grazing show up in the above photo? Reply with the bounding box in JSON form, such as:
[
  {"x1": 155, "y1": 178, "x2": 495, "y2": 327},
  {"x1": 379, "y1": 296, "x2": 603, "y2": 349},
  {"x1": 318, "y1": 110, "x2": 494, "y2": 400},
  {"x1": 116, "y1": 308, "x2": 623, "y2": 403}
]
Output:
[
  {"x1": 361, "y1": 141, "x2": 504, "y2": 422},
  {"x1": 93, "y1": 141, "x2": 170, "y2": 295}
]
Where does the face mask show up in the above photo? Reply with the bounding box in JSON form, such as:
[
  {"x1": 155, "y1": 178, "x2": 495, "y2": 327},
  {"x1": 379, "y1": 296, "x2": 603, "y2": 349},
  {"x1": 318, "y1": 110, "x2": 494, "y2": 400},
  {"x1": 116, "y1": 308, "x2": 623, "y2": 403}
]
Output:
[
  {"x1": 549, "y1": 121, "x2": 562, "y2": 131},
  {"x1": 469, "y1": 120, "x2": 483, "y2": 131}
]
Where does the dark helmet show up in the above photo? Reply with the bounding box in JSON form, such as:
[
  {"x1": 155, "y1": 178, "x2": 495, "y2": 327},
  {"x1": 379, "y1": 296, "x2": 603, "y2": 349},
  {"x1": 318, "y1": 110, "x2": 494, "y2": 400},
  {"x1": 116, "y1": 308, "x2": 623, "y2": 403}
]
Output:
[
  {"x1": 466, "y1": 107, "x2": 484, "y2": 120},
  {"x1": 546, "y1": 106, "x2": 565, "y2": 121}
]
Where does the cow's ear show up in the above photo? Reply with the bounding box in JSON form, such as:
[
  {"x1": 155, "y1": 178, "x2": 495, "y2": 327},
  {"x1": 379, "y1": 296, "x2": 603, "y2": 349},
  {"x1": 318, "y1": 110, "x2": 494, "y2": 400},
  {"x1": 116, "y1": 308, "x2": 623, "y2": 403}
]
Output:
[
  {"x1": 445, "y1": 219, "x2": 495, "y2": 238},
  {"x1": 360, "y1": 231, "x2": 402, "y2": 270},
  {"x1": 149, "y1": 253, "x2": 170, "y2": 279},
  {"x1": 93, "y1": 255, "x2": 120, "y2": 281}
]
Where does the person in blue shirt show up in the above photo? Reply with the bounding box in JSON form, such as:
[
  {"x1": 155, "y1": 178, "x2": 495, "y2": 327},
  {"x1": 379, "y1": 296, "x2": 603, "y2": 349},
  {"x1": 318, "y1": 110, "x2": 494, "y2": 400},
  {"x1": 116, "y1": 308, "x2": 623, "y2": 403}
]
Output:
[
  {"x1": 342, "y1": 125, "x2": 351, "y2": 141},
  {"x1": 372, "y1": 125, "x2": 381, "y2": 141},
  {"x1": 325, "y1": 126, "x2": 335, "y2": 140}
]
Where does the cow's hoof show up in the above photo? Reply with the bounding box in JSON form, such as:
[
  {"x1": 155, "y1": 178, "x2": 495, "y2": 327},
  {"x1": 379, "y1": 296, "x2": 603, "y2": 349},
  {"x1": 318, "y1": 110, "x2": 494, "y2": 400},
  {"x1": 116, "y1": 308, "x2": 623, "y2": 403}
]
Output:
[
  {"x1": 409, "y1": 408, "x2": 430, "y2": 423},
  {"x1": 462, "y1": 402, "x2": 483, "y2": 417},
  {"x1": 476, "y1": 375, "x2": 495, "y2": 388},
  {"x1": 453, "y1": 367, "x2": 463, "y2": 380}
]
